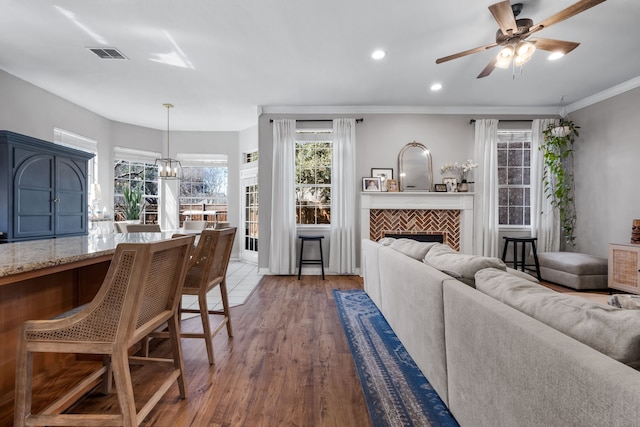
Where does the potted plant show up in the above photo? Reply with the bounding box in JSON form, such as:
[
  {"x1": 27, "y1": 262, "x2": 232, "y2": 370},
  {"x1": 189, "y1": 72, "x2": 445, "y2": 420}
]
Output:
[
  {"x1": 122, "y1": 185, "x2": 144, "y2": 222},
  {"x1": 541, "y1": 119, "x2": 580, "y2": 246}
]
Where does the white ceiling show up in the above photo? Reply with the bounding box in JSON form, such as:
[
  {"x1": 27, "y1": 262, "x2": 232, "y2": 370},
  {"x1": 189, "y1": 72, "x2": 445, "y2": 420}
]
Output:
[{"x1": 0, "y1": 0, "x2": 638, "y2": 131}]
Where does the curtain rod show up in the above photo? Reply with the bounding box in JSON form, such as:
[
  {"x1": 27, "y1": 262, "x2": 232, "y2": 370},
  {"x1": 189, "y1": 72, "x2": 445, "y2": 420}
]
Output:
[
  {"x1": 269, "y1": 118, "x2": 364, "y2": 123},
  {"x1": 469, "y1": 119, "x2": 533, "y2": 125}
]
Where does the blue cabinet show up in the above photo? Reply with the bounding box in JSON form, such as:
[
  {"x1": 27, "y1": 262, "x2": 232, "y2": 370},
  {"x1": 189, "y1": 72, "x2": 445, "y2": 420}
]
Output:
[{"x1": 0, "y1": 131, "x2": 94, "y2": 242}]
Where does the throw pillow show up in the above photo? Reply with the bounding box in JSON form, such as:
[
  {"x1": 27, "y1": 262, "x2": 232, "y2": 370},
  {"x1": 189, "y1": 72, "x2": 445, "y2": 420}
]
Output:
[
  {"x1": 388, "y1": 238, "x2": 438, "y2": 260},
  {"x1": 476, "y1": 268, "x2": 640, "y2": 369},
  {"x1": 422, "y1": 243, "x2": 507, "y2": 287}
]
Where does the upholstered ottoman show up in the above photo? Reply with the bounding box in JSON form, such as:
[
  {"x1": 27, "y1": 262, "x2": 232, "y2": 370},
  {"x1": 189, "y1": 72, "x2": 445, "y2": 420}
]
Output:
[{"x1": 537, "y1": 252, "x2": 608, "y2": 290}]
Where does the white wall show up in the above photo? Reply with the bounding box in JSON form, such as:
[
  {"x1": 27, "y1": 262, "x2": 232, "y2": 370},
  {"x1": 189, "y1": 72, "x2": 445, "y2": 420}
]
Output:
[{"x1": 570, "y1": 86, "x2": 640, "y2": 257}]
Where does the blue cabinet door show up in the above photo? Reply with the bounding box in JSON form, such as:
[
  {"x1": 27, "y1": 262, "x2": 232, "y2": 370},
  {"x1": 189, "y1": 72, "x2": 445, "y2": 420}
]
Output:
[
  {"x1": 13, "y1": 151, "x2": 55, "y2": 239},
  {"x1": 55, "y1": 156, "x2": 87, "y2": 235}
]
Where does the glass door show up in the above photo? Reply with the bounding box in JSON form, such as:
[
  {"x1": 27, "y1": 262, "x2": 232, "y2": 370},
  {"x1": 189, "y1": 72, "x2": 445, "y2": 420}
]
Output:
[{"x1": 241, "y1": 172, "x2": 258, "y2": 263}]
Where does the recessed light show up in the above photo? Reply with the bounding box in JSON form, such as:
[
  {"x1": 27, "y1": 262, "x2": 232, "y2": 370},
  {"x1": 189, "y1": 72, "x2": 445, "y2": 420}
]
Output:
[
  {"x1": 430, "y1": 83, "x2": 443, "y2": 91},
  {"x1": 371, "y1": 49, "x2": 386, "y2": 60},
  {"x1": 548, "y1": 52, "x2": 565, "y2": 60}
]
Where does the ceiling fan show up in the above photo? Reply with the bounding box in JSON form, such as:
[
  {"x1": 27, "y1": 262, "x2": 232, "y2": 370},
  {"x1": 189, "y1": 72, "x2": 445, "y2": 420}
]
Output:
[{"x1": 435, "y1": 0, "x2": 606, "y2": 78}]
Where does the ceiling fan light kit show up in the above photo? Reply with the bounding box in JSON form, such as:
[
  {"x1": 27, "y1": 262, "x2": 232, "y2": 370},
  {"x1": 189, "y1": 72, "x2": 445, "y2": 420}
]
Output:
[{"x1": 435, "y1": 0, "x2": 607, "y2": 78}]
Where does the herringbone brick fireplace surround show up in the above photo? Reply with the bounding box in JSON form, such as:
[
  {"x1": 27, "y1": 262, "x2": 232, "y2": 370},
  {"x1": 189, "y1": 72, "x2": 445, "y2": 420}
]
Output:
[
  {"x1": 369, "y1": 209, "x2": 461, "y2": 251},
  {"x1": 360, "y1": 192, "x2": 474, "y2": 254}
]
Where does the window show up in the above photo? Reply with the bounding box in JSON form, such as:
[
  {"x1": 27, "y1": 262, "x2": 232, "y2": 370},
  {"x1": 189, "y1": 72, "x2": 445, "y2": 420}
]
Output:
[
  {"x1": 177, "y1": 154, "x2": 228, "y2": 226},
  {"x1": 54, "y1": 128, "x2": 98, "y2": 191},
  {"x1": 498, "y1": 130, "x2": 532, "y2": 226},
  {"x1": 244, "y1": 150, "x2": 259, "y2": 164},
  {"x1": 113, "y1": 147, "x2": 161, "y2": 224},
  {"x1": 295, "y1": 130, "x2": 332, "y2": 225}
]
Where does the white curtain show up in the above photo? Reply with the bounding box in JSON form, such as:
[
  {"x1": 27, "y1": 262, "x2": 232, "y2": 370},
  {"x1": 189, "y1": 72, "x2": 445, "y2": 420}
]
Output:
[
  {"x1": 531, "y1": 118, "x2": 560, "y2": 252},
  {"x1": 329, "y1": 118, "x2": 356, "y2": 274},
  {"x1": 473, "y1": 119, "x2": 500, "y2": 257},
  {"x1": 269, "y1": 119, "x2": 297, "y2": 274}
]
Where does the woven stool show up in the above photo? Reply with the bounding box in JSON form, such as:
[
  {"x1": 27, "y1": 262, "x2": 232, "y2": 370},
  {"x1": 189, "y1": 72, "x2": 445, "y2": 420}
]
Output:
[
  {"x1": 501, "y1": 236, "x2": 542, "y2": 281},
  {"x1": 297, "y1": 235, "x2": 325, "y2": 280}
]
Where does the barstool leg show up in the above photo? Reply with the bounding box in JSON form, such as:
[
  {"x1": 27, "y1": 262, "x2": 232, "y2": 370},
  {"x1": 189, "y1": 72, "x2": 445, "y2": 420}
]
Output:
[
  {"x1": 521, "y1": 240, "x2": 527, "y2": 272},
  {"x1": 501, "y1": 239, "x2": 509, "y2": 263},
  {"x1": 531, "y1": 240, "x2": 542, "y2": 281},
  {"x1": 297, "y1": 239, "x2": 305, "y2": 280},
  {"x1": 512, "y1": 241, "x2": 519, "y2": 270},
  {"x1": 319, "y1": 239, "x2": 325, "y2": 280}
]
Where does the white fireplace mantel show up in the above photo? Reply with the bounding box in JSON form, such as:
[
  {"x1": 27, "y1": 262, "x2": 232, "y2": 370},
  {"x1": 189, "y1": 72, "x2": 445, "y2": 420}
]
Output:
[{"x1": 360, "y1": 192, "x2": 474, "y2": 254}]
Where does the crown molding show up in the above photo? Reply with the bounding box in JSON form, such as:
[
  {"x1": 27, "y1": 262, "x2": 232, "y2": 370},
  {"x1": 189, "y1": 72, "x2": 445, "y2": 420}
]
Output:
[
  {"x1": 259, "y1": 105, "x2": 559, "y2": 116},
  {"x1": 565, "y1": 76, "x2": 640, "y2": 114}
]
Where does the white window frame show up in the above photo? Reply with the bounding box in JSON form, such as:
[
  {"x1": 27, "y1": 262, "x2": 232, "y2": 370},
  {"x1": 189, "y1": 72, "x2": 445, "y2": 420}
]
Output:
[
  {"x1": 497, "y1": 129, "x2": 532, "y2": 230},
  {"x1": 295, "y1": 129, "x2": 333, "y2": 229}
]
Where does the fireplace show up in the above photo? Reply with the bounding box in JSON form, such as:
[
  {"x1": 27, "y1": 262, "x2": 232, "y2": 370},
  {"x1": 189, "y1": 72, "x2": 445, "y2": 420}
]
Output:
[
  {"x1": 360, "y1": 192, "x2": 474, "y2": 254},
  {"x1": 383, "y1": 233, "x2": 444, "y2": 243}
]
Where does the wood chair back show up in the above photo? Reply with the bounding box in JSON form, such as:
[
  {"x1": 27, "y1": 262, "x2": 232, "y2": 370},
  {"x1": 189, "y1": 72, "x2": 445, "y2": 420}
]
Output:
[
  {"x1": 124, "y1": 223, "x2": 161, "y2": 233},
  {"x1": 183, "y1": 228, "x2": 236, "y2": 293}
]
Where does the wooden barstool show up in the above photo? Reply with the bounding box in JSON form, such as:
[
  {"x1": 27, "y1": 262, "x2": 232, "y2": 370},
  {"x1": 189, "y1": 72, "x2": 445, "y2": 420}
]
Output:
[
  {"x1": 14, "y1": 236, "x2": 194, "y2": 427},
  {"x1": 297, "y1": 235, "x2": 325, "y2": 280},
  {"x1": 501, "y1": 236, "x2": 542, "y2": 281}
]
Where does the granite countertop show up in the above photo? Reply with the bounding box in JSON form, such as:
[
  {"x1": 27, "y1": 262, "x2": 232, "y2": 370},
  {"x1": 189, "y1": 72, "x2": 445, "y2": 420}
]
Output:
[{"x1": 0, "y1": 232, "x2": 178, "y2": 279}]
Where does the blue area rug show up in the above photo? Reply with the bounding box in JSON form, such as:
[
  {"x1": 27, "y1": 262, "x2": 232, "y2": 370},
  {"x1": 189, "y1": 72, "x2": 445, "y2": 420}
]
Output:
[{"x1": 334, "y1": 289, "x2": 458, "y2": 427}]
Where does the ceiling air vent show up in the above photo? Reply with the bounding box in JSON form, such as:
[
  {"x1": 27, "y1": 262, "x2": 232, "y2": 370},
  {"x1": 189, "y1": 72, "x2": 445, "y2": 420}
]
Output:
[{"x1": 88, "y1": 48, "x2": 127, "y2": 60}]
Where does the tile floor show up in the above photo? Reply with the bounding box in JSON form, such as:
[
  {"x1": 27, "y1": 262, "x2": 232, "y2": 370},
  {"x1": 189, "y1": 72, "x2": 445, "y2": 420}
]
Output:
[{"x1": 181, "y1": 261, "x2": 262, "y2": 315}]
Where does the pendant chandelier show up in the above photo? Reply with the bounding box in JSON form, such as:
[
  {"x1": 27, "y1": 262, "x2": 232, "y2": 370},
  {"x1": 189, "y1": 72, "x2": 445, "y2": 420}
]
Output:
[{"x1": 155, "y1": 103, "x2": 182, "y2": 179}]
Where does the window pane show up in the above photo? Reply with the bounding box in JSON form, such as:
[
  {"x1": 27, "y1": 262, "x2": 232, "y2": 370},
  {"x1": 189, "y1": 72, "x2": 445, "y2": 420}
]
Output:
[
  {"x1": 498, "y1": 130, "x2": 532, "y2": 226},
  {"x1": 295, "y1": 134, "x2": 333, "y2": 225}
]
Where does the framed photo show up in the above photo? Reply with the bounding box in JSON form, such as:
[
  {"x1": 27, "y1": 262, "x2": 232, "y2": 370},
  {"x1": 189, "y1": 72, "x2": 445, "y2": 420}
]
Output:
[
  {"x1": 371, "y1": 168, "x2": 393, "y2": 180},
  {"x1": 442, "y1": 177, "x2": 457, "y2": 192},
  {"x1": 363, "y1": 177, "x2": 382, "y2": 192},
  {"x1": 434, "y1": 183, "x2": 447, "y2": 192},
  {"x1": 387, "y1": 179, "x2": 399, "y2": 192}
]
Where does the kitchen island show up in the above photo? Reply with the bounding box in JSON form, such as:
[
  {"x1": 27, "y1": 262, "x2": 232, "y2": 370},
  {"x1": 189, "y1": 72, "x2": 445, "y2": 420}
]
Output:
[{"x1": 0, "y1": 232, "x2": 177, "y2": 404}]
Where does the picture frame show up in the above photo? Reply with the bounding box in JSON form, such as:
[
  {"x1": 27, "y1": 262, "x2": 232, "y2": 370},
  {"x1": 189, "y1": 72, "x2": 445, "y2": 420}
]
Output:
[
  {"x1": 363, "y1": 177, "x2": 382, "y2": 192},
  {"x1": 434, "y1": 183, "x2": 447, "y2": 192},
  {"x1": 387, "y1": 179, "x2": 399, "y2": 192},
  {"x1": 371, "y1": 168, "x2": 393, "y2": 180},
  {"x1": 442, "y1": 177, "x2": 457, "y2": 192}
]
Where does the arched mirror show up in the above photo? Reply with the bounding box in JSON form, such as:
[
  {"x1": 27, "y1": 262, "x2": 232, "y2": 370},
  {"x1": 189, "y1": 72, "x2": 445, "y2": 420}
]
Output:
[{"x1": 398, "y1": 141, "x2": 433, "y2": 191}]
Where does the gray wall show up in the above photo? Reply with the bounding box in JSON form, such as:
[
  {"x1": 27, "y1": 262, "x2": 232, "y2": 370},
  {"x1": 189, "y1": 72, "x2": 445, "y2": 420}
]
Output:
[
  {"x1": 569, "y1": 86, "x2": 640, "y2": 257},
  {"x1": 0, "y1": 70, "x2": 253, "y2": 259}
]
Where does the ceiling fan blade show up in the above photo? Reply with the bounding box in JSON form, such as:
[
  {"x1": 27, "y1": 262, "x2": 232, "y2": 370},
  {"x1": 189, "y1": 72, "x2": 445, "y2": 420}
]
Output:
[
  {"x1": 529, "y1": 0, "x2": 606, "y2": 33},
  {"x1": 529, "y1": 38, "x2": 580, "y2": 55},
  {"x1": 489, "y1": 0, "x2": 518, "y2": 36},
  {"x1": 436, "y1": 42, "x2": 498, "y2": 64},
  {"x1": 477, "y1": 58, "x2": 498, "y2": 79}
]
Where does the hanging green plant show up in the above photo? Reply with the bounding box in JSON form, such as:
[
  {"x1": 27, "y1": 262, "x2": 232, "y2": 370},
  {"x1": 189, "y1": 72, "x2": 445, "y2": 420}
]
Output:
[
  {"x1": 541, "y1": 119, "x2": 580, "y2": 246},
  {"x1": 122, "y1": 184, "x2": 144, "y2": 221}
]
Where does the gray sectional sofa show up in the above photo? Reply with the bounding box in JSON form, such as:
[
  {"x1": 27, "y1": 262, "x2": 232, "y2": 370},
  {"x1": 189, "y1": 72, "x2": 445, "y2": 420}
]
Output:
[{"x1": 362, "y1": 238, "x2": 640, "y2": 426}]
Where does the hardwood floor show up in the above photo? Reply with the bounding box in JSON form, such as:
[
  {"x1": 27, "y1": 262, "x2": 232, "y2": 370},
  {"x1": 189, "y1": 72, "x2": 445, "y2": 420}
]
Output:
[{"x1": 2, "y1": 275, "x2": 371, "y2": 427}]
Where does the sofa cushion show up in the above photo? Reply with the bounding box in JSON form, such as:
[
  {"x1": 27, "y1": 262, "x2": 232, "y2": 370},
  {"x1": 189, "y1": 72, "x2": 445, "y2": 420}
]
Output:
[
  {"x1": 388, "y1": 238, "x2": 438, "y2": 260},
  {"x1": 378, "y1": 237, "x2": 396, "y2": 246},
  {"x1": 423, "y1": 244, "x2": 507, "y2": 287},
  {"x1": 476, "y1": 268, "x2": 640, "y2": 369}
]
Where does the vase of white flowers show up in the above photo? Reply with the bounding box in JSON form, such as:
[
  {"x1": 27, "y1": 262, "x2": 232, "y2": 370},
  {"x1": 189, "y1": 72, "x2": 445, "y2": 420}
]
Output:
[{"x1": 440, "y1": 160, "x2": 478, "y2": 192}]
